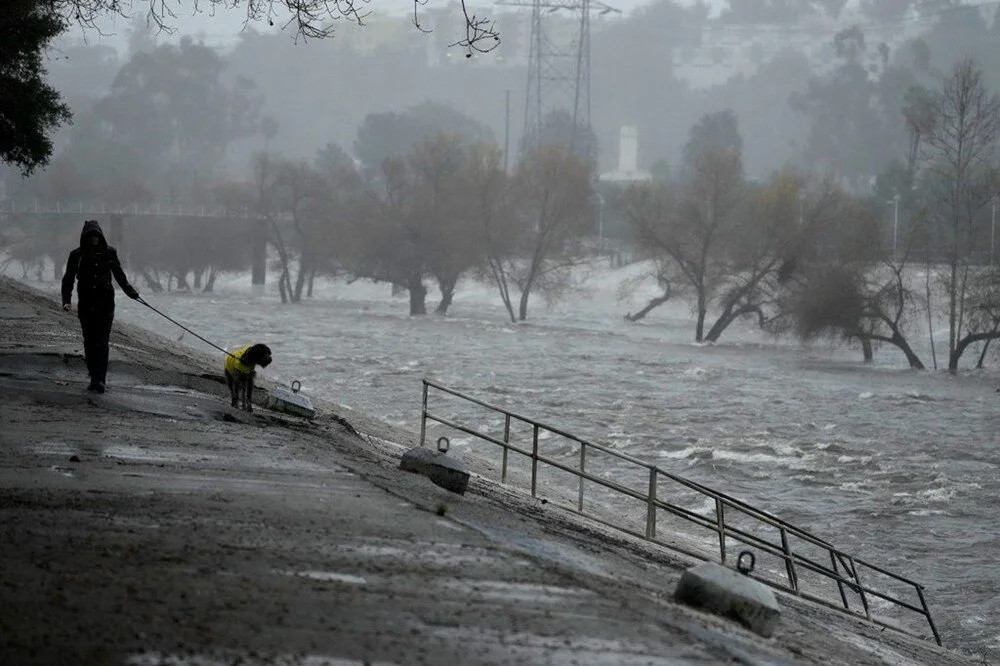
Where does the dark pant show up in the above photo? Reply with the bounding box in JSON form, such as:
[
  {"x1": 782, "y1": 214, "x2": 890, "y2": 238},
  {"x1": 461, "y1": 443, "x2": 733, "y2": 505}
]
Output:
[{"x1": 79, "y1": 307, "x2": 114, "y2": 384}]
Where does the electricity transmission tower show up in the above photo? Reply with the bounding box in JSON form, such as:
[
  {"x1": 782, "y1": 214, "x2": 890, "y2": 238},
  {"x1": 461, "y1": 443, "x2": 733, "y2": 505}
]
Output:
[{"x1": 499, "y1": 0, "x2": 619, "y2": 155}]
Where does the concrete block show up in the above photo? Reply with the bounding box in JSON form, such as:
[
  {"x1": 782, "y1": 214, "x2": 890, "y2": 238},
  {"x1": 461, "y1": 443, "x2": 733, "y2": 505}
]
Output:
[
  {"x1": 400, "y1": 447, "x2": 470, "y2": 495},
  {"x1": 263, "y1": 385, "x2": 315, "y2": 419},
  {"x1": 674, "y1": 562, "x2": 781, "y2": 637}
]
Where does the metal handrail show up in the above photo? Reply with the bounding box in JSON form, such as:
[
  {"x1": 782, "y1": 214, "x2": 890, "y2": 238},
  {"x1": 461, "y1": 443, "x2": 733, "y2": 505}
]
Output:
[{"x1": 420, "y1": 379, "x2": 942, "y2": 646}]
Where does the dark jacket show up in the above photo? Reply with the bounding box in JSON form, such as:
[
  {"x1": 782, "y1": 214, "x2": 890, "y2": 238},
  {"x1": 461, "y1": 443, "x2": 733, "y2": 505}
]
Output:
[{"x1": 62, "y1": 220, "x2": 138, "y2": 311}]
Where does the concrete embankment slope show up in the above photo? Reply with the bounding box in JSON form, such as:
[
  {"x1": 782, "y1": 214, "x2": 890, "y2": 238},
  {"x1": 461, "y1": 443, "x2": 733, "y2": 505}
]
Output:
[{"x1": 0, "y1": 276, "x2": 977, "y2": 665}]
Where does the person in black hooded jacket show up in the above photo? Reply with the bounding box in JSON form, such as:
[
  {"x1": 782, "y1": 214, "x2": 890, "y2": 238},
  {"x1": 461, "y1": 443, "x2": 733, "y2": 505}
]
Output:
[{"x1": 61, "y1": 220, "x2": 139, "y2": 393}]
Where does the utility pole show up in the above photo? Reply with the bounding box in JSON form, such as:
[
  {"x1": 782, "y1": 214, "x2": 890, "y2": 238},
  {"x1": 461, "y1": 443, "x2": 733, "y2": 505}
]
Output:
[
  {"x1": 992, "y1": 197, "x2": 996, "y2": 264},
  {"x1": 504, "y1": 89, "x2": 511, "y2": 173},
  {"x1": 499, "y1": 0, "x2": 619, "y2": 155},
  {"x1": 595, "y1": 191, "x2": 605, "y2": 246},
  {"x1": 887, "y1": 194, "x2": 900, "y2": 260}
]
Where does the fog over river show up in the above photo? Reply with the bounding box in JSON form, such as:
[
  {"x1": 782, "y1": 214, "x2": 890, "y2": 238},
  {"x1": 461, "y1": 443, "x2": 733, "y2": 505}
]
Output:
[{"x1": 61, "y1": 264, "x2": 1000, "y2": 660}]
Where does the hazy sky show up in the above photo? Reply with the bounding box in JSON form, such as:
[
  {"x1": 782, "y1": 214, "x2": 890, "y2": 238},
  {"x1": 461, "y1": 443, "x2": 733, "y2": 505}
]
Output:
[{"x1": 70, "y1": 0, "x2": 724, "y2": 50}]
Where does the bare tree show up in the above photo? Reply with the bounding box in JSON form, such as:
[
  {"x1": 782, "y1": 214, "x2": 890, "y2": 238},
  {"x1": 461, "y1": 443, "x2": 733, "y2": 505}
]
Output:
[
  {"x1": 337, "y1": 135, "x2": 488, "y2": 316},
  {"x1": 507, "y1": 145, "x2": 595, "y2": 321},
  {"x1": 332, "y1": 156, "x2": 427, "y2": 315},
  {"x1": 252, "y1": 154, "x2": 331, "y2": 303},
  {"x1": 921, "y1": 58, "x2": 1000, "y2": 371},
  {"x1": 624, "y1": 143, "x2": 744, "y2": 341},
  {"x1": 408, "y1": 134, "x2": 480, "y2": 315},
  {"x1": 622, "y1": 264, "x2": 674, "y2": 323},
  {"x1": 59, "y1": 0, "x2": 500, "y2": 53},
  {"x1": 698, "y1": 170, "x2": 825, "y2": 343},
  {"x1": 619, "y1": 182, "x2": 679, "y2": 323},
  {"x1": 467, "y1": 143, "x2": 519, "y2": 322}
]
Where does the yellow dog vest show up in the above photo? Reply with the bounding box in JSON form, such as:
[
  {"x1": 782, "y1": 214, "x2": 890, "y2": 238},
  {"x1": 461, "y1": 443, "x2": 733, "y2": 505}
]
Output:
[{"x1": 225, "y1": 345, "x2": 254, "y2": 374}]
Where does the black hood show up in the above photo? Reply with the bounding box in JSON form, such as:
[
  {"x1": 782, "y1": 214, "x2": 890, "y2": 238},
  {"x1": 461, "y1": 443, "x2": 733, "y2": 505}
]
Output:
[{"x1": 80, "y1": 220, "x2": 108, "y2": 249}]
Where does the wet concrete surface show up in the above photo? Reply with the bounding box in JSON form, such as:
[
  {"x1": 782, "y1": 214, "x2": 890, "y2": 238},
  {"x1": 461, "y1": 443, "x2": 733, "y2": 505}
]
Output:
[{"x1": 0, "y1": 277, "x2": 981, "y2": 666}]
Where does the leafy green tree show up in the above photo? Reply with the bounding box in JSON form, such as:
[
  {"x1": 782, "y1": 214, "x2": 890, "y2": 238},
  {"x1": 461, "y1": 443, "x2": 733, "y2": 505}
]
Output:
[
  {"x1": 353, "y1": 102, "x2": 494, "y2": 173},
  {"x1": 698, "y1": 49, "x2": 812, "y2": 178},
  {"x1": 50, "y1": 39, "x2": 261, "y2": 204},
  {"x1": 340, "y1": 154, "x2": 431, "y2": 315},
  {"x1": 341, "y1": 133, "x2": 493, "y2": 316},
  {"x1": 681, "y1": 110, "x2": 742, "y2": 174},
  {"x1": 1, "y1": 0, "x2": 499, "y2": 175},
  {"x1": 0, "y1": 0, "x2": 70, "y2": 175},
  {"x1": 789, "y1": 29, "x2": 891, "y2": 191}
]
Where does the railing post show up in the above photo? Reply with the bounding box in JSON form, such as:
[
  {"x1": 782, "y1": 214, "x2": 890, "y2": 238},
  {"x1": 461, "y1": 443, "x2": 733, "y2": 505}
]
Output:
[
  {"x1": 715, "y1": 498, "x2": 726, "y2": 564},
  {"x1": 915, "y1": 585, "x2": 942, "y2": 646},
  {"x1": 830, "y1": 551, "x2": 850, "y2": 610},
  {"x1": 419, "y1": 380, "x2": 429, "y2": 447},
  {"x1": 847, "y1": 557, "x2": 871, "y2": 621},
  {"x1": 410, "y1": 381, "x2": 939, "y2": 646},
  {"x1": 780, "y1": 527, "x2": 799, "y2": 592},
  {"x1": 531, "y1": 424, "x2": 539, "y2": 497},
  {"x1": 645, "y1": 468, "x2": 657, "y2": 539},
  {"x1": 502, "y1": 414, "x2": 510, "y2": 484}
]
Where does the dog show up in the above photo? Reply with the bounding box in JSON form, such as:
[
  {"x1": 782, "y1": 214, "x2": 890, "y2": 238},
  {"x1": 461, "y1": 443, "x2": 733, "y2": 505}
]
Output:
[{"x1": 224, "y1": 344, "x2": 272, "y2": 413}]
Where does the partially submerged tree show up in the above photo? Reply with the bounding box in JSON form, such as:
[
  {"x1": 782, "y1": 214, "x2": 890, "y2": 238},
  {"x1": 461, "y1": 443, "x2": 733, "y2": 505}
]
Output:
[
  {"x1": 408, "y1": 133, "x2": 482, "y2": 314},
  {"x1": 252, "y1": 154, "x2": 338, "y2": 304},
  {"x1": 790, "y1": 259, "x2": 927, "y2": 369},
  {"x1": 620, "y1": 181, "x2": 679, "y2": 323},
  {"x1": 339, "y1": 134, "x2": 485, "y2": 316},
  {"x1": 625, "y1": 111, "x2": 746, "y2": 341},
  {"x1": 921, "y1": 58, "x2": 1000, "y2": 371},
  {"x1": 466, "y1": 142, "x2": 519, "y2": 322},
  {"x1": 349, "y1": 156, "x2": 431, "y2": 315},
  {"x1": 964, "y1": 267, "x2": 1000, "y2": 368},
  {"x1": 504, "y1": 145, "x2": 595, "y2": 321}
]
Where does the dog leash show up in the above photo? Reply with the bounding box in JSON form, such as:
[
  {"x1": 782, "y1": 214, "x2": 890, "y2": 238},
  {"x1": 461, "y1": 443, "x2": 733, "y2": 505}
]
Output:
[{"x1": 135, "y1": 296, "x2": 241, "y2": 361}]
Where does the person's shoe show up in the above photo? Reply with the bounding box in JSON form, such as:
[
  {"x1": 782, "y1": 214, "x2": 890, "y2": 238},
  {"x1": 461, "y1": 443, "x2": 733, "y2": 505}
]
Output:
[
  {"x1": 95, "y1": 382, "x2": 105, "y2": 394},
  {"x1": 87, "y1": 381, "x2": 100, "y2": 392}
]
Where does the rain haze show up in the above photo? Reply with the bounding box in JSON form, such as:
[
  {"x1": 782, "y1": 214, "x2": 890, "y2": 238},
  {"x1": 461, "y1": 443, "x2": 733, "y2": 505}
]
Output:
[{"x1": 2, "y1": 0, "x2": 1000, "y2": 663}]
